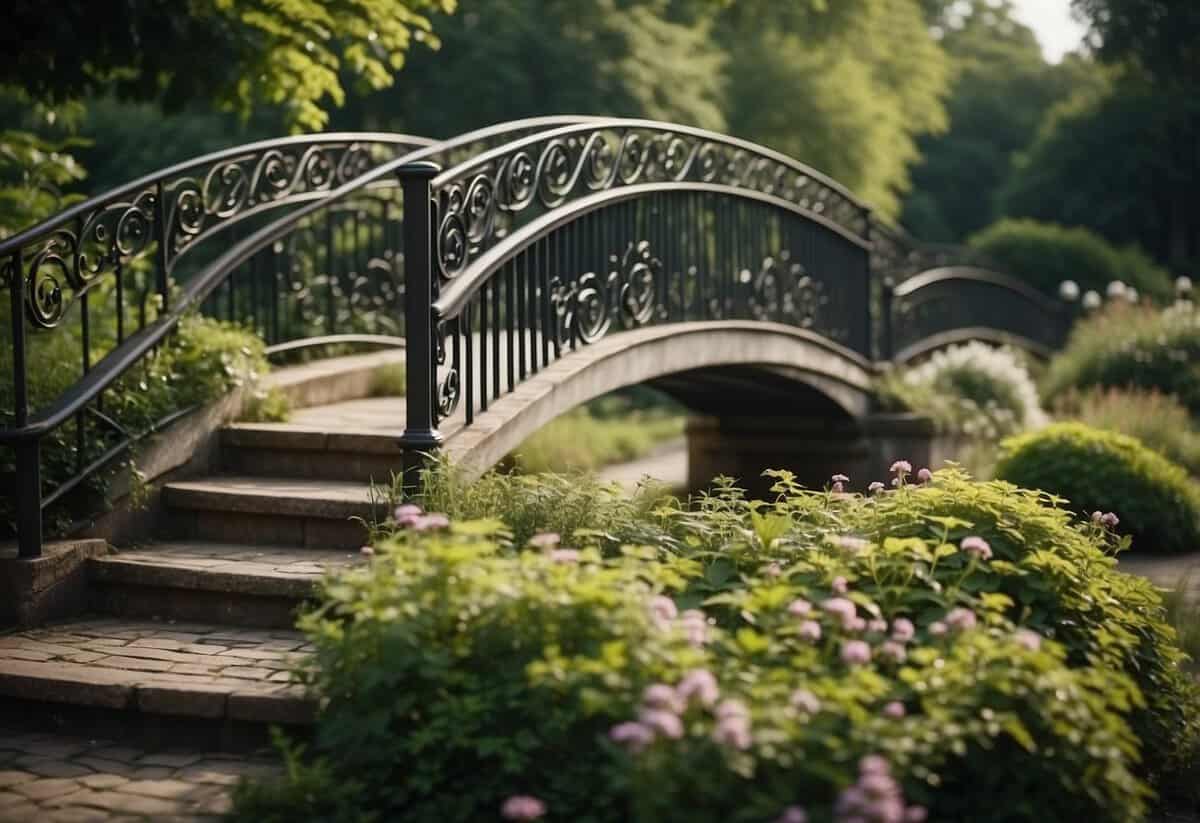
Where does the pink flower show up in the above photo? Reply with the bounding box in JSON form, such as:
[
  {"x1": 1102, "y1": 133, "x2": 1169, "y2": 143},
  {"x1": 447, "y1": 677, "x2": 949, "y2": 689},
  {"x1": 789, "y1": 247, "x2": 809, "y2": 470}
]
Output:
[
  {"x1": 790, "y1": 689, "x2": 821, "y2": 714},
  {"x1": 868, "y1": 618, "x2": 889, "y2": 634},
  {"x1": 834, "y1": 536, "x2": 869, "y2": 554},
  {"x1": 716, "y1": 699, "x2": 750, "y2": 720},
  {"x1": 609, "y1": 721, "x2": 655, "y2": 752},
  {"x1": 393, "y1": 503, "x2": 422, "y2": 525},
  {"x1": 945, "y1": 607, "x2": 977, "y2": 632},
  {"x1": 960, "y1": 536, "x2": 993, "y2": 561},
  {"x1": 916, "y1": 468, "x2": 933, "y2": 483},
  {"x1": 643, "y1": 683, "x2": 685, "y2": 715},
  {"x1": 677, "y1": 669, "x2": 720, "y2": 707},
  {"x1": 890, "y1": 460, "x2": 912, "y2": 476},
  {"x1": 907, "y1": 807, "x2": 929, "y2": 822},
  {"x1": 549, "y1": 549, "x2": 579, "y2": 564},
  {"x1": 868, "y1": 481, "x2": 886, "y2": 495},
  {"x1": 1015, "y1": 628, "x2": 1042, "y2": 651},
  {"x1": 529, "y1": 532, "x2": 561, "y2": 550},
  {"x1": 878, "y1": 641, "x2": 907, "y2": 664},
  {"x1": 798, "y1": 620, "x2": 822, "y2": 642},
  {"x1": 860, "y1": 755, "x2": 890, "y2": 776},
  {"x1": 678, "y1": 609, "x2": 710, "y2": 646},
  {"x1": 639, "y1": 708, "x2": 684, "y2": 739},
  {"x1": 359, "y1": 545, "x2": 375, "y2": 556},
  {"x1": 848, "y1": 616, "x2": 868, "y2": 633},
  {"x1": 648, "y1": 595, "x2": 677, "y2": 627},
  {"x1": 832, "y1": 474, "x2": 850, "y2": 484},
  {"x1": 788, "y1": 598, "x2": 813, "y2": 617},
  {"x1": 883, "y1": 701, "x2": 906, "y2": 718},
  {"x1": 841, "y1": 640, "x2": 871, "y2": 665},
  {"x1": 891, "y1": 618, "x2": 915, "y2": 643},
  {"x1": 411, "y1": 513, "x2": 450, "y2": 531},
  {"x1": 775, "y1": 806, "x2": 808, "y2": 823},
  {"x1": 928, "y1": 621, "x2": 947, "y2": 637},
  {"x1": 765, "y1": 562, "x2": 783, "y2": 578},
  {"x1": 831, "y1": 481, "x2": 845, "y2": 494},
  {"x1": 1091, "y1": 510, "x2": 1104, "y2": 524},
  {"x1": 822, "y1": 597, "x2": 857, "y2": 629},
  {"x1": 501, "y1": 795, "x2": 546, "y2": 820},
  {"x1": 1101, "y1": 512, "x2": 1120, "y2": 529},
  {"x1": 712, "y1": 714, "x2": 752, "y2": 749},
  {"x1": 832, "y1": 576, "x2": 849, "y2": 594}
]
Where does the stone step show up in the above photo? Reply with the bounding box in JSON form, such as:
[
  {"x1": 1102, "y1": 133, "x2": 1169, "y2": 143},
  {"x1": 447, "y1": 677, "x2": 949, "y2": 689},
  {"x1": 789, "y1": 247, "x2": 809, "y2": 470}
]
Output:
[
  {"x1": 220, "y1": 423, "x2": 403, "y2": 483},
  {"x1": 88, "y1": 542, "x2": 361, "y2": 628},
  {"x1": 162, "y1": 476, "x2": 383, "y2": 550},
  {"x1": 0, "y1": 617, "x2": 316, "y2": 750}
]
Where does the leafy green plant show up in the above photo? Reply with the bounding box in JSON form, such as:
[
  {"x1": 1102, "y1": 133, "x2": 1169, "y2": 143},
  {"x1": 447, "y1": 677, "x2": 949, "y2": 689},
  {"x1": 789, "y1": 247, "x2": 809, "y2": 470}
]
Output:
[
  {"x1": 1056, "y1": 388, "x2": 1200, "y2": 476},
  {"x1": 1042, "y1": 302, "x2": 1200, "y2": 415},
  {"x1": 995, "y1": 422, "x2": 1200, "y2": 554},
  {"x1": 0, "y1": 313, "x2": 273, "y2": 535},
  {"x1": 877, "y1": 341, "x2": 1046, "y2": 439},
  {"x1": 967, "y1": 218, "x2": 1174, "y2": 301},
  {"x1": 242, "y1": 466, "x2": 1200, "y2": 821}
]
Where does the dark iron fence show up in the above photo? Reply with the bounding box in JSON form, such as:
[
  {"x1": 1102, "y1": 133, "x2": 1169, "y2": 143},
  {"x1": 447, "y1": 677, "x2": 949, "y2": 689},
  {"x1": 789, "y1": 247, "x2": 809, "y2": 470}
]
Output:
[{"x1": 2, "y1": 117, "x2": 1076, "y2": 556}]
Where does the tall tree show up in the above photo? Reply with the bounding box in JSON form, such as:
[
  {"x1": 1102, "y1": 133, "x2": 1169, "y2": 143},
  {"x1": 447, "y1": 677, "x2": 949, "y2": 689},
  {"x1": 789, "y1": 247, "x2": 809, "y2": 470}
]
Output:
[{"x1": 900, "y1": 0, "x2": 1091, "y2": 240}]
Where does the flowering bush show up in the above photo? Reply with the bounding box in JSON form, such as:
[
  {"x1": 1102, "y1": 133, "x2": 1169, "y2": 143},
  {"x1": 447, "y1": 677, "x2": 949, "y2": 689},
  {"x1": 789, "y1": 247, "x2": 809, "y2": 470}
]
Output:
[
  {"x1": 996, "y1": 422, "x2": 1200, "y2": 554},
  {"x1": 1056, "y1": 388, "x2": 1200, "y2": 477},
  {"x1": 234, "y1": 466, "x2": 1200, "y2": 822},
  {"x1": 1042, "y1": 301, "x2": 1200, "y2": 416},
  {"x1": 877, "y1": 341, "x2": 1047, "y2": 440}
]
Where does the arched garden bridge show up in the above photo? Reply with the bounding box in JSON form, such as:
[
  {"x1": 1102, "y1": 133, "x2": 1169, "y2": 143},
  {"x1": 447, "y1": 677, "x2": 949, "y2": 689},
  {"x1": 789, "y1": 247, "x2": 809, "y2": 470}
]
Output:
[{"x1": 1, "y1": 117, "x2": 1078, "y2": 559}]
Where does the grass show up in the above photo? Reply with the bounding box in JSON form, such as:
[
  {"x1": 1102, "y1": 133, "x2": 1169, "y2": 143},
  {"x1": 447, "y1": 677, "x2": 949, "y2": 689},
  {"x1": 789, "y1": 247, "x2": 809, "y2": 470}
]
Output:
[
  {"x1": 1057, "y1": 388, "x2": 1200, "y2": 477},
  {"x1": 1162, "y1": 572, "x2": 1200, "y2": 669},
  {"x1": 507, "y1": 406, "x2": 684, "y2": 473},
  {"x1": 368, "y1": 362, "x2": 406, "y2": 397}
]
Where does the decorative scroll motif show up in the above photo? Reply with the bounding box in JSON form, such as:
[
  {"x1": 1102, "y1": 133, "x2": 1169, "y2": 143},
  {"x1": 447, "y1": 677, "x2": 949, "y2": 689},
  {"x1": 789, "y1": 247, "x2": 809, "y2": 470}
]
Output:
[
  {"x1": 549, "y1": 240, "x2": 664, "y2": 348},
  {"x1": 166, "y1": 141, "x2": 384, "y2": 264},
  {"x1": 435, "y1": 320, "x2": 461, "y2": 420},
  {"x1": 436, "y1": 127, "x2": 869, "y2": 279},
  {"x1": 749, "y1": 250, "x2": 827, "y2": 330}
]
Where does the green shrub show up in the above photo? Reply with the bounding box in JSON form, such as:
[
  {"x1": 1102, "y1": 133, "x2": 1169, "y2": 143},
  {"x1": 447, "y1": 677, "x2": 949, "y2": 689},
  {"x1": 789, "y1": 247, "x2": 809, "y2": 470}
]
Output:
[
  {"x1": 1058, "y1": 388, "x2": 1200, "y2": 476},
  {"x1": 995, "y1": 422, "x2": 1200, "y2": 554},
  {"x1": 239, "y1": 467, "x2": 1200, "y2": 821},
  {"x1": 877, "y1": 341, "x2": 1046, "y2": 439},
  {"x1": 508, "y1": 407, "x2": 684, "y2": 474},
  {"x1": 968, "y1": 218, "x2": 1174, "y2": 302},
  {"x1": 0, "y1": 313, "x2": 272, "y2": 535},
  {"x1": 1042, "y1": 302, "x2": 1200, "y2": 415}
]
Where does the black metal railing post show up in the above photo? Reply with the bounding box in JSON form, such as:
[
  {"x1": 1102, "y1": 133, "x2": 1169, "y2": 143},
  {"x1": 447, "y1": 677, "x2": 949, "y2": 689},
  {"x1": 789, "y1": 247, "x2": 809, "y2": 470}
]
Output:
[
  {"x1": 397, "y1": 161, "x2": 443, "y2": 496},
  {"x1": 880, "y1": 277, "x2": 895, "y2": 362},
  {"x1": 8, "y1": 252, "x2": 42, "y2": 557}
]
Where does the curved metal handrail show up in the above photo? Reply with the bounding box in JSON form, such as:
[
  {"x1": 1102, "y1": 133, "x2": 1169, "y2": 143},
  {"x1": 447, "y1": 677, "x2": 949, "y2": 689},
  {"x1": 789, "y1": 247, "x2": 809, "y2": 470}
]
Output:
[
  {"x1": 429, "y1": 118, "x2": 872, "y2": 281},
  {"x1": 893, "y1": 265, "x2": 1063, "y2": 311},
  {"x1": 0, "y1": 117, "x2": 608, "y2": 444}
]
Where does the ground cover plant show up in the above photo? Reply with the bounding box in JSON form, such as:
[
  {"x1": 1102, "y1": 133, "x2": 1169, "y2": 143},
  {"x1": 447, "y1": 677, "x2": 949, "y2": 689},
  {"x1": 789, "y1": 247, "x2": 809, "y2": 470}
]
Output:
[
  {"x1": 995, "y1": 422, "x2": 1200, "y2": 555},
  {"x1": 1041, "y1": 302, "x2": 1200, "y2": 416},
  {"x1": 234, "y1": 464, "x2": 1200, "y2": 822}
]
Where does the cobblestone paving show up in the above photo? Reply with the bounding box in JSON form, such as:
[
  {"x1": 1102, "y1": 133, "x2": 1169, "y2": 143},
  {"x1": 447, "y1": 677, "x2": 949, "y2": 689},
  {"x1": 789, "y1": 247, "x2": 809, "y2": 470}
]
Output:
[
  {"x1": 0, "y1": 617, "x2": 309, "y2": 688},
  {"x1": 0, "y1": 728, "x2": 280, "y2": 821}
]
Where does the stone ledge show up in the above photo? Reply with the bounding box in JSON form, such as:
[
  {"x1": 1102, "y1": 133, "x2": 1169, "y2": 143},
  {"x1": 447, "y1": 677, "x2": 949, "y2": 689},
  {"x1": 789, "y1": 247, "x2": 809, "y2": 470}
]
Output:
[{"x1": 0, "y1": 540, "x2": 113, "y2": 627}]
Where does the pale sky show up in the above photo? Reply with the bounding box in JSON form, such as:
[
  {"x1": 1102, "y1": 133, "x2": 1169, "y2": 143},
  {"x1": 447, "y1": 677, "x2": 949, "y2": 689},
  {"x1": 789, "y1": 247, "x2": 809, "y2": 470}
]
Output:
[{"x1": 1009, "y1": 0, "x2": 1088, "y2": 62}]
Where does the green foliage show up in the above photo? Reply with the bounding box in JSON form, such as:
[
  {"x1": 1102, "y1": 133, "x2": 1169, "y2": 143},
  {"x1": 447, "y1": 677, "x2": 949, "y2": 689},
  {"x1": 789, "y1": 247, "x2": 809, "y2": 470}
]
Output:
[
  {"x1": 1161, "y1": 575, "x2": 1200, "y2": 670},
  {"x1": 1057, "y1": 388, "x2": 1200, "y2": 477},
  {"x1": 0, "y1": 313, "x2": 272, "y2": 535},
  {"x1": 901, "y1": 1, "x2": 1093, "y2": 241},
  {"x1": 2, "y1": 0, "x2": 457, "y2": 131},
  {"x1": 1071, "y1": 0, "x2": 1200, "y2": 84},
  {"x1": 0, "y1": 87, "x2": 88, "y2": 236},
  {"x1": 967, "y1": 218, "x2": 1174, "y2": 301},
  {"x1": 995, "y1": 422, "x2": 1200, "y2": 555},
  {"x1": 1042, "y1": 302, "x2": 1200, "y2": 415},
  {"x1": 238, "y1": 467, "x2": 1200, "y2": 821},
  {"x1": 876, "y1": 341, "x2": 1046, "y2": 439},
  {"x1": 1000, "y1": 69, "x2": 1200, "y2": 274}
]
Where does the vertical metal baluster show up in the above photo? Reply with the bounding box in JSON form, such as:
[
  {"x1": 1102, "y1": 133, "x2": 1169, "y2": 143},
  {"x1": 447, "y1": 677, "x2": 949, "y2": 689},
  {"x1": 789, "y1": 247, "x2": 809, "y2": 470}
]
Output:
[
  {"x1": 154, "y1": 180, "x2": 170, "y2": 314},
  {"x1": 78, "y1": 288, "x2": 89, "y2": 478},
  {"x1": 248, "y1": 246, "x2": 260, "y2": 335},
  {"x1": 464, "y1": 302, "x2": 474, "y2": 425},
  {"x1": 492, "y1": 275, "x2": 501, "y2": 400},
  {"x1": 517, "y1": 252, "x2": 527, "y2": 381},
  {"x1": 270, "y1": 242, "x2": 282, "y2": 344},
  {"x1": 506, "y1": 261, "x2": 516, "y2": 393},
  {"x1": 528, "y1": 242, "x2": 539, "y2": 375},
  {"x1": 541, "y1": 234, "x2": 552, "y2": 367},
  {"x1": 479, "y1": 282, "x2": 489, "y2": 412},
  {"x1": 114, "y1": 258, "x2": 125, "y2": 345},
  {"x1": 10, "y1": 251, "x2": 42, "y2": 557},
  {"x1": 325, "y1": 211, "x2": 336, "y2": 335}
]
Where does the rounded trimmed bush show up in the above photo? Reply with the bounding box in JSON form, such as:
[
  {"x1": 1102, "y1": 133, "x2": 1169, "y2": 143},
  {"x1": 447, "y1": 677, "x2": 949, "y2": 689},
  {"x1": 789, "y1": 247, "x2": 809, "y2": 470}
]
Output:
[
  {"x1": 1059, "y1": 388, "x2": 1200, "y2": 476},
  {"x1": 995, "y1": 422, "x2": 1200, "y2": 553},
  {"x1": 967, "y1": 218, "x2": 1173, "y2": 302},
  {"x1": 1042, "y1": 302, "x2": 1200, "y2": 415}
]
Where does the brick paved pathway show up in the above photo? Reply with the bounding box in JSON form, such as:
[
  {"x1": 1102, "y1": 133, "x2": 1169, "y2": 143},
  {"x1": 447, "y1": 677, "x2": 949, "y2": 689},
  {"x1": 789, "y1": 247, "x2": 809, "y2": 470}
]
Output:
[{"x1": 0, "y1": 728, "x2": 279, "y2": 821}]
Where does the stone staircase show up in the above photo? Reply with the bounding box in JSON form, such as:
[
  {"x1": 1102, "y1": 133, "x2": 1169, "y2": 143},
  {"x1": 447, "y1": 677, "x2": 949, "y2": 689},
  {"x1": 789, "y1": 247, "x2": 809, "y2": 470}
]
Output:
[{"x1": 0, "y1": 389, "x2": 413, "y2": 759}]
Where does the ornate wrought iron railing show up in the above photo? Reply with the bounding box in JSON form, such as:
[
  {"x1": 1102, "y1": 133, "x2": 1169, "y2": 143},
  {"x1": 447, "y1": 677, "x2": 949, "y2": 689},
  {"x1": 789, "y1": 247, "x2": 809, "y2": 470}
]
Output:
[
  {"x1": 0, "y1": 117, "x2": 608, "y2": 554},
  {"x1": 3, "y1": 115, "x2": 1077, "y2": 557}
]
